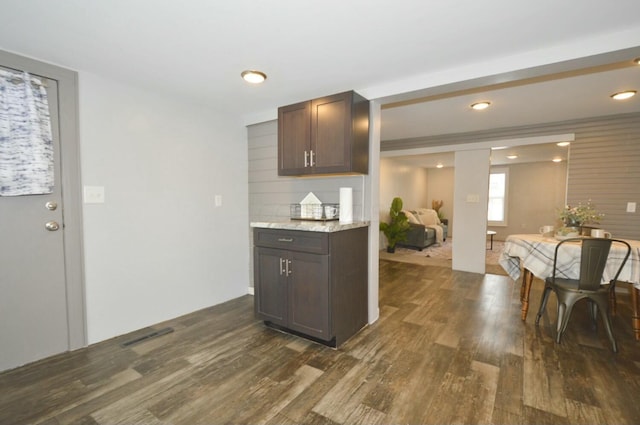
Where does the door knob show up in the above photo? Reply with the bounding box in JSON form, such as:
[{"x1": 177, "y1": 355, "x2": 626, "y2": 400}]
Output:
[{"x1": 45, "y1": 221, "x2": 60, "y2": 231}]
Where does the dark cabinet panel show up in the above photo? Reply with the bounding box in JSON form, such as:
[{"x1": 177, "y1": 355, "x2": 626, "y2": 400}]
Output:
[
  {"x1": 278, "y1": 101, "x2": 310, "y2": 174},
  {"x1": 278, "y1": 90, "x2": 369, "y2": 176},
  {"x1": 253, "y1": 227, "x2": 368, "y2": 347},
  {"x1": 287, "y1": 251, "x2": 329, "y2": 340},
  {"x1": 312, "y1": 93, "x2": 349, "y2": 172},
  {"x1": 253, "y1": 247, "x2": 287, "y2": 327},
  {"x1": 253, "y1": 228, "x2": 328, "y2": 254}
]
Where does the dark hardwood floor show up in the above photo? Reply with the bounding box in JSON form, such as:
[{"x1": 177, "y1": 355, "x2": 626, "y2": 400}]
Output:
[{"x1": 2, "y1": 260, "x2": 640, "y2": 424}]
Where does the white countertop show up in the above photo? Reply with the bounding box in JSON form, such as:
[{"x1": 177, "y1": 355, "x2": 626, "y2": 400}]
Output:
[{"x1": 251, "y1": 220, "x2": 370, "y2": 233}]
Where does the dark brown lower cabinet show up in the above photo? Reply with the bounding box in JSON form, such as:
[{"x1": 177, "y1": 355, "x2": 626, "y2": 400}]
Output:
[{"x1": 253, "y1": 226, "x2": 368, "y2": 347}]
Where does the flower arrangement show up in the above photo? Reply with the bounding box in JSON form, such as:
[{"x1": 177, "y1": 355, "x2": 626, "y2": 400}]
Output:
[{"x1": 558, "y1": 201, "x2": 604, "y2": 225}]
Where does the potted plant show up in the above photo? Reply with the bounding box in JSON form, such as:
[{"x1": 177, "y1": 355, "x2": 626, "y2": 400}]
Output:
[
  {"x1": 380, "y1": 197, "x2": 410, "y2": 253},
  {"x1": 432, "y1": 199, "x2": 447, "y2": 224},
  {"x1": 558, "y1": 200, "x2": 604, "y2": 236}
]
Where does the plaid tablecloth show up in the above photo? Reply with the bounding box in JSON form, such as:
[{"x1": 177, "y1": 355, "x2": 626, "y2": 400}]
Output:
[{"x1": 499, "y1": 234, "x2": 640, "y2": 289}]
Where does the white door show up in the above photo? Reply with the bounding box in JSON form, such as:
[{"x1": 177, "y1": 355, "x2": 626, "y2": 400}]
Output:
[{"x1": 0, "y1": 66, "x2": 70, "y2": 371}]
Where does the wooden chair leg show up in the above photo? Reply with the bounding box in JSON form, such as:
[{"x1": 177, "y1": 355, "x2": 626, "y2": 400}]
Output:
[
  {"x1": 520, "y1": 269, "x2": 534, "y2": 321},
  {"x1": 631, "y1": 287, "x2": 640, "y2": 341}
]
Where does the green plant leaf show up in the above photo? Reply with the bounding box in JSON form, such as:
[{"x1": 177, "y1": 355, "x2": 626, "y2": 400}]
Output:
[{"x1": 380, "y1": 197, "x2": 410, "y2": 248}]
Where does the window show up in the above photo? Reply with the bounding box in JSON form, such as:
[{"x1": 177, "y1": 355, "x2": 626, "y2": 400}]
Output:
[{"x1": 488, "y1": 168, "x2": 508, "y2": 226}]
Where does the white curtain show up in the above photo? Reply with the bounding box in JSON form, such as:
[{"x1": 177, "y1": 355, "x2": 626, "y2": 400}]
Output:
[{"x1": 0, "y1": 69, "x2": 54, "y2": 196}]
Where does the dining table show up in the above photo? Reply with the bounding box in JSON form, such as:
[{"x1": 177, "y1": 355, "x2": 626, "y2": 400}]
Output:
[{"x1": 499, "y1": 233, "x2": 640, "y2": 340}]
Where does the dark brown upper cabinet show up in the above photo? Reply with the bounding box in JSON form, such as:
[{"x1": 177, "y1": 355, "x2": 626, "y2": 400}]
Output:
[{"x1": 278, "y1": 90, "x2": 369, "y2": 176}]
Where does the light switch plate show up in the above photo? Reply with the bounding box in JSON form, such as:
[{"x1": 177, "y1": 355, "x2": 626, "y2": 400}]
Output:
[
  {"x1": 84, "y1": 186, "x2": 105, "y2": 204},
  {"x1": 466, "y1": 194, "x2": 480, "y2": 203},
  {"x1": 627, "y1": 202, "x2": 636, "y2": 213},
  {"x1": 215, "y1": 195, "x2": 222, "y2": 207}
]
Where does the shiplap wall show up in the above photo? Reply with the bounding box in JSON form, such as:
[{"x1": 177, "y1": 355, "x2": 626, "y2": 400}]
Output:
[
  {"x1": 566, "y1": 114, "x2": 640, "y2": 240},
  {"x1": 248, "y1": 120, "x2": 366, "y2": 287},
  {"x1": 382, "y1": 112, "x2": 640, "y2": 240}
]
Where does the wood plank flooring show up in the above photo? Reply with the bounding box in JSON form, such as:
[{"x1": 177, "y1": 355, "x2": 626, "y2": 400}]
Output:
[{"x1": 2, "y1": 260, "x2": 640, "y2": 424}]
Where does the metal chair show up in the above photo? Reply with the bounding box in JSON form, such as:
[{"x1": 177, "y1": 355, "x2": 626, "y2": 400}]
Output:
[{"x1": 535, "y1": 237, "x2": 631, "y2": 352}]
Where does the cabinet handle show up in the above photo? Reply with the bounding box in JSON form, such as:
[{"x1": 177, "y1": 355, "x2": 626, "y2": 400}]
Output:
[
  {"x1": 310, "y1": 150, "x2": 315, "y2": 166},
  {"x1": 286, "y1": 259, "x2": 292, "y2": 276},
  {"x1": 277, "y1": 238, "x2": 294, "y2": 242},
  {"x1": 304, "y1": 151, "x2": 309, "y2": 167}
]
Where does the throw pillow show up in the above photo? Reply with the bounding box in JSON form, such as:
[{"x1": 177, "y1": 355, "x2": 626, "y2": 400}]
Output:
[
  {"x1": 403, "y1": 210, "x2": 420, "y2": 224},
  {"x1": 415, "y1": 208, "x2": 440, "y2": 225}
]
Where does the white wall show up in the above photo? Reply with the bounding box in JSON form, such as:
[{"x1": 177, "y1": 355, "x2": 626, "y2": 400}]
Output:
[
  {"x1": 426, "y1": 166, "x2": 455, "y2": 236},
  {"x1": 79, "y1": 72, "x2": 249, "y2": 343},
  {"x1": 452, "y1": 149, "x2": 491, "y2": 274},
  {"x1": 489, "y1": 161, "x2": 567, "y2": 240},
  {"x1": 379, "y1": 157, "x2": 429, "y2": 217}
]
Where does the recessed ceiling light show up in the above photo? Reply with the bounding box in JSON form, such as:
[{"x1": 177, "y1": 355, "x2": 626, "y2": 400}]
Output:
[
  {"x1": 552, "y1": 158, "x2": 563, "y2": 163},
  {"x1": 611, "y1": 90, "x2": 636, "y2": 100},
  {"x1": 471, "y1": 101, "x2": 491, "y2": 110},
  {"x1": 556, "y1": 142, "x2": 570, "y2": 147},
  {"x1": 436, "y1": 163, "x2": 444, "y2": 169},
  {"x1": 506, "y1": 155, "x2": 518, "y2": 160},
  {"x1": 241, "y1": 70, "x2": 267, "y2": 84},
  {"x1": 491, "y1": 146, "x2": 507, "y2": 150}
]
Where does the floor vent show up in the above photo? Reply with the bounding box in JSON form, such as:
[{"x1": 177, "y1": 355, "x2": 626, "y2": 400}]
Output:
[{"x1": 121, "y1": 327, "x2": 174, "y2": 348}]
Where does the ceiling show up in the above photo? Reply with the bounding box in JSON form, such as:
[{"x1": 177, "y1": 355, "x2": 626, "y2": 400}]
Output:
[
  {"x1": 381, "y1": 65, "x2": 640, "y2": 142},
  {"x1": 386, "y1": 142, "x2": 570, "y2": 169},
  {"x1": 381, "y1": 59, "x2": 640, "y2": 168},
  {"x1": 1, "y1": 1, "x2": 640, "y2": 142}
]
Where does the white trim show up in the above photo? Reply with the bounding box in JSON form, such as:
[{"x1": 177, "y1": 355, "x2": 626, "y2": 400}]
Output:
[
  {"x1": 488, "y1": 167, "x2": 509, "y2": 227},
  {"x1": 360, "y1": 29, "x2": 640, "y2": 103},
  {"x1": 367, "y1": 100, "x2": 381, "y2": 325},
  {"x1": 381, "y1": 134, "x2": 575, "y2": 158}
]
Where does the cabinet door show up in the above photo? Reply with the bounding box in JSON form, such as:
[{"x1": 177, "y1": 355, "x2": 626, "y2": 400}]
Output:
[
  {"x1": 287, "y1": 251, "x2": 330, "y2": 340},
  {"x1": 278, "y1": 101, "x2": 310, "y2": 175},
  {"x1": 254, "y1": 247, "x2": 288, "y2": 326},
  {"x1": 311, "y1": 92, "x2": 351, "y2": 174}
]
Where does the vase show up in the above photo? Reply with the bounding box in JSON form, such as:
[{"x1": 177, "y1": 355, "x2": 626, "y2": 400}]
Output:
[
  {"x1": 564, "y1": 218, "x2": 582, "y2": 228},
  {"x1": 557, "y1": 226, "x2": 581, "y2": 239},
  {"x1": 387, "y1": 246, "x2": 396, "y2": 253},
  {"x1": 562, "y1": 219, "x2": 582, "y2": 235}
]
